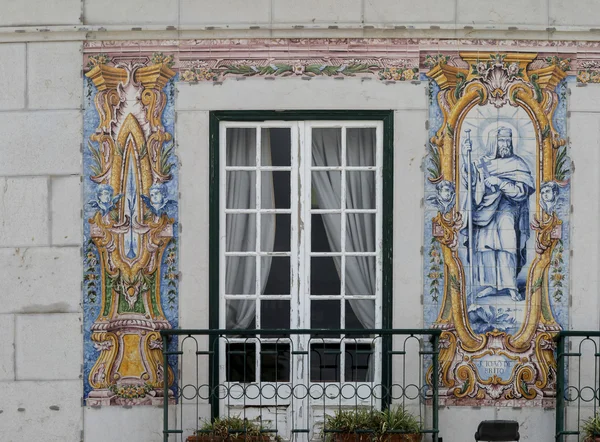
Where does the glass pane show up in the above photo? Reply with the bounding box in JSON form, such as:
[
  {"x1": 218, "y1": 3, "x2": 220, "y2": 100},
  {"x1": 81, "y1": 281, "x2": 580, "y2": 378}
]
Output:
[
  {"x1": 344, "y1": 343, "x2": 374, "y2": 382},
  {"x1": 346, "y1": 128, "x2": 376, "y2": 167},
  {"x1": 261, "y1": 300, "x2": 290, "y2": 329},
  {"x1": 226, "y1": 342, "x2": 256, "y2": 382},
  {"x1": 312, "y1": 171, "x2": 341, "y2": 209},
  {"x1": 345, "y1": 257, "x2": 375, "y2": 296},
  {"x1": 226, "y1": 257, "x2": 256, "y2": 294},
  {"x1": 310, "y1": 343, "x2": 340, "y2": 382},
  {"x1": 226, "y1": 171, "x2": 256, "y2": 209},
  {"x1": 226, "y1": 300, "x2": 256, "y2": 329},
  {"x1": 310, "y1": 257, "x2": 340, "y2": 295},
  {"x1": 311, "y1": 300, "x2": 340, "y2": 329},
  {"x1": 226, "y1": 128, "x2": 256, "y2": 166},
  {"x1": 263, "y1": 257, "x2": 290, "y2": 295},
  {"x1": 261, "y1": 343, "x2": 290, "y2": 382},
  {"x1": 312, "y1": 128, "x2": 341, "y2": 167},
  {"x1": 264, "y1": 171, "x2": 290, "y2": 209},
  {"x1": 312, "y1": 214, "x2": 340, "y2": 252},
  {"x1": 345, "y1": 300, "x2": 374, "y2": 328},
  {"x1": 345, "y1": 214, "x2": 375, "y2": 252},
  {"x1": 263, "y1": 128, "x2": 291, "y2": 167},
  {"x1": 268, "y1": 214, "x2": 290, "y2": 252},
  {"x1": 226, "y1": 214, "x2": 256, "y2": 252},
  {"x1": 346, "y1": 171, "x2": 375, "y2": 209}
]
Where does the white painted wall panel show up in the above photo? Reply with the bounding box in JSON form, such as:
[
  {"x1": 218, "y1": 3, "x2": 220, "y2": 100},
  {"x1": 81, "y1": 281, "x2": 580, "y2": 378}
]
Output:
[
  {"x1": 176, "y1": 78, "x2": 427, "y2": 111},
  {"x1": 569, "y1": 112, "x2": 600, "y2": 332},
  {"x1": 84, "y1": 406, "x2": 177, "y2": 442}
]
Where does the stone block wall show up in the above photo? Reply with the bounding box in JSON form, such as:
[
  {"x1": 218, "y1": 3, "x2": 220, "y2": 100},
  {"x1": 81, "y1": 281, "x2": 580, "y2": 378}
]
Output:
[{"x1": 0, "y1": 41, "x2": 84, "y2": 441}]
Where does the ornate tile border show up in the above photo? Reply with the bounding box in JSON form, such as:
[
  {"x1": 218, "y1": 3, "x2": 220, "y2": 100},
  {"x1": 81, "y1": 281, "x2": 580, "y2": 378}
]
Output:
[{"x1": 83, "y1": 38, "x2": 600, "y2": 83}]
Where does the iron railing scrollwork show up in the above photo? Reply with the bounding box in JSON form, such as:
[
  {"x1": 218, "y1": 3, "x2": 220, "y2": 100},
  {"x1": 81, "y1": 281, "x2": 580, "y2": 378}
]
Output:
[{"x1": 161, "y1": 329, "x2": 441, "y2": 442}]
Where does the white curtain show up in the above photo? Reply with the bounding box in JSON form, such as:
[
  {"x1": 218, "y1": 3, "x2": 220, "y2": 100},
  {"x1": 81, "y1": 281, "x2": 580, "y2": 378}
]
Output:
[
  {"x1": 311, "y1": 128, "x2": 376, "y2": 330},
  {"x1": 226, "y1": 128, "x2": 275, "y2": 329}
]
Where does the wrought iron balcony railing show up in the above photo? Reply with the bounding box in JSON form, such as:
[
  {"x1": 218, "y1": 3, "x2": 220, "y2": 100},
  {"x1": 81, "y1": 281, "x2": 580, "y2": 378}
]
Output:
[
  {"x1": 556, "y1": 331, "x2": 600, "y2": 442},
  {"x1": 161, "y1": 328, "x2": 441, "y2": 442}
]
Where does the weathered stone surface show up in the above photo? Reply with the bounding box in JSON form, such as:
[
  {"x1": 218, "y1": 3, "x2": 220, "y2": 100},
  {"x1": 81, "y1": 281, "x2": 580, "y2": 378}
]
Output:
[
  {"x1": 0, "y1": 381, "x2": 82, "y2": 442},
  {"x1": 15, "y1": 313, "x2": 82, "y2": 380},
  {"x1": 0, "y1": 44, "x2": 26, "y2": 110},
  {"x1": 0, "y1": 111, "x2": 82, "y2": 176},
  {"x1": 0, "y1": 314, "x2": 15, "y2": 381},
  {"x1": 51, "y1": 176, "x2": 82, "y2": 245},
  {"x1": 84, "y1": 0, "x2": 177, "y2": 25},
  {"x1": 27, "y1": 42, "x2": 83, "y2": 110},
  {"x1": 0, "y1": 0, "x2": 81, "y2": 26},
  {"x1": 0, "y1": 247, "x2": 81, "y2": 314},
  {"x1": 0, "y1": 177, "x2": 49, "y2": 247}
]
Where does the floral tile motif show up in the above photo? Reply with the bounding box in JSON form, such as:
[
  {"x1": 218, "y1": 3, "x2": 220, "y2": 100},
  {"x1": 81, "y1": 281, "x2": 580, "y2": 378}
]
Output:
[{"x1": 83, "y1": 38, "x2": 600, "y2": 84}]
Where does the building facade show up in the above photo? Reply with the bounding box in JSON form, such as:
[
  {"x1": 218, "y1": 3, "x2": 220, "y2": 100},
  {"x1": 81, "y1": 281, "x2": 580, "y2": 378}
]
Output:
[{"x1": 2, "y1": 1, "x2": 600, "y2": 441}]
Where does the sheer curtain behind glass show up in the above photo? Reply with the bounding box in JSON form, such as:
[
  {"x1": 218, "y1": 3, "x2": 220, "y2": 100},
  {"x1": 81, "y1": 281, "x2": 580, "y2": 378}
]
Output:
[
  {"x1": 226, "y1": 128, "x2": 275, "y2": 329},
  {"x1": 311, "y1": 128, "x2": 376, "y2": 329}
]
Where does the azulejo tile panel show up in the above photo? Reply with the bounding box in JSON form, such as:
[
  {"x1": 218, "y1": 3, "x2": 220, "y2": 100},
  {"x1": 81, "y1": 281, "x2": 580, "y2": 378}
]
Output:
[
  {"x1": 83, "y1": 61, "x2": 179, "y2": 406},
  {"x1": 423, "y1": 52, "x2": 571, "y2": 406},
  {"x1": 82, "y1": 39, "x2": 582, "y2": 407}
]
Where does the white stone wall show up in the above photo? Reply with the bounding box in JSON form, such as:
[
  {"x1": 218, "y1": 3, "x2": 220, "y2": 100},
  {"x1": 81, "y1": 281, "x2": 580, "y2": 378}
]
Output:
[
  {"x1": 3, "y1": 0, "x2": 600, "y2": 41},
  {"x1": 0, "y1": 40, "x2": 85, "y2": 441}
]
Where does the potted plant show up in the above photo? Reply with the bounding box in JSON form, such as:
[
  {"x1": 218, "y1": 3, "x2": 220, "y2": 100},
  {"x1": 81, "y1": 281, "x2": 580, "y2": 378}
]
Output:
[
  {"x1": 187, "y1": 416, "x2": 275, "y2": 442},
  {"x1": 324, "y1": 408, "x2": 380, "y2": 442},
  {"x1": 582, "y1": 412, "x2": 600, "y2": 442},
  {"x1": 324, "y1": 408, "x2": 421, "y2": 442},
  {"x1": 378, "y1": 407, "x2": 422, "y2": 442}
]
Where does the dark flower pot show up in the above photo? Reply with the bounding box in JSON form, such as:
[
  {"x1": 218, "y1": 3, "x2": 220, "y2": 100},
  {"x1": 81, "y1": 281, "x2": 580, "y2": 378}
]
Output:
[
  {"x1": 187, "y1": 436, "x2": 271, "y2": 442},
  {"x1": 332, "y1": 433, "x2": 375, "y2": 442},
  {"x1": 380, "y1": 434, "x2": 422, "y2": 442}
]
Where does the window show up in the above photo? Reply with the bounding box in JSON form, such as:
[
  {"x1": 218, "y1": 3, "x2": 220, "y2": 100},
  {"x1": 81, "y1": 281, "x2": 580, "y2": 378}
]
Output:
[
  {"x1": 219, "y1": 119, "x2": 384, "y2": 381},
  {"x1": 209, "y1": 112, "x2": 393, "y2": 435}
]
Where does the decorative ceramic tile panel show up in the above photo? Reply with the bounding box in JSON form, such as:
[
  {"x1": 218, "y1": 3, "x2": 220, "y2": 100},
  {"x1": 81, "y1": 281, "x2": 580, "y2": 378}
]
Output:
[
  {"x1": 83, "y1": 61, "x2": 179, "y2": 405},
  {"x1": 423, "y1": 52, "x2": 571, "y2": 407},
  {"x1": 81, "y1": 39, "x2": 587, "y2": 407}
]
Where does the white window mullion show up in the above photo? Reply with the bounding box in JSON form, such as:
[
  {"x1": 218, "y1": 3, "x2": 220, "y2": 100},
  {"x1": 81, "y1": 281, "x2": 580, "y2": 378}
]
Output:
[
  {"x1": 374, "y1": 123, "x2": 384, "y2": 385},
  {"x1": 340, "y1": 126, "x2": 348, "y2": 382},
  {"x1": 255, "y1": 126, "x2": 262, "y2": 382}
]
